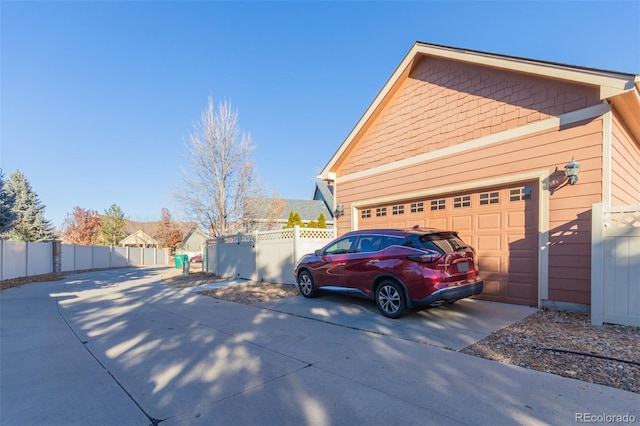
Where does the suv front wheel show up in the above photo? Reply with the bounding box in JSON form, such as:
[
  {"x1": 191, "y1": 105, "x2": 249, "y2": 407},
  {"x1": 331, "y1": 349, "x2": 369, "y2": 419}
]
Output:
[
  {"x1": 375, "y1": 280, "x2": 407, "y2": 319},
  {"x1": 298, "y1": 270, "x2": 318, "y2": 298}
]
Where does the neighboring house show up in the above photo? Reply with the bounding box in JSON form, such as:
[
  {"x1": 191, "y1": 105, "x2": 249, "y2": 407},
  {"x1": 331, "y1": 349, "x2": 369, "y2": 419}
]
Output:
[
  {"x1": 124, "y1": 220, "x2": 203, "y2": 251},
  {"x1": 120, "y1": 230, "x2": 158, "y2": 248},
  {"x1": 247, "y1": 181, "x2": 335, "y2": 231},
  {"x1": 178, "y1": 226, "x2": 208, "y2": 252},
  {"x1": 318, "y1": 41, "x2": 640, "y2": 310}
]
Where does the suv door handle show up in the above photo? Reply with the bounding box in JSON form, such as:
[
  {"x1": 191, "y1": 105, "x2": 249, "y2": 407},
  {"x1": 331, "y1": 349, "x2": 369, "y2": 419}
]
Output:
[
  {"x1": 337, "y1": 263, "x2": 346, "y2": 266},
  {"x1": 368, "y1": 259, "x2": 379, "y2": 264}
]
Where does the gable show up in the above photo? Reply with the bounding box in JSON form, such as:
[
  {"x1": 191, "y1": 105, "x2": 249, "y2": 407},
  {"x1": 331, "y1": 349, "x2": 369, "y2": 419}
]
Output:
[
  {"x1": 338, "y1": 56, "x2": 601, "y2": 176},
  {"x1": 321, "y1": 42, "x2": 638, "y2": 179}
]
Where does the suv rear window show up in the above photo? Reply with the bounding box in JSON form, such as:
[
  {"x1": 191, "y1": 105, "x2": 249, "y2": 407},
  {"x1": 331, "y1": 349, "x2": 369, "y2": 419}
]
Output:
[{"x1": 414, "y1": 233, "x2": 468, "y2": 254}]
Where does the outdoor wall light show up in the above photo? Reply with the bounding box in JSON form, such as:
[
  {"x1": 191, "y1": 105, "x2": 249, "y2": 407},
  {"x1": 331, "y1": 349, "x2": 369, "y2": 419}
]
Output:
[
  {"x1": 334, "y1": 203, "x2": 345, "y2": 219},
  {"x1": 564, "y1": 157, "x2": 581, "y2": 185}
]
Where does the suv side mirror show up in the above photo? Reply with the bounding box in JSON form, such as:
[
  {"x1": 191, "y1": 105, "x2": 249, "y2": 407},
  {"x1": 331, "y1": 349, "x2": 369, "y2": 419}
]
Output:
[{"x1": 314, "y1": 249, "x2": 322, "y2": 256}]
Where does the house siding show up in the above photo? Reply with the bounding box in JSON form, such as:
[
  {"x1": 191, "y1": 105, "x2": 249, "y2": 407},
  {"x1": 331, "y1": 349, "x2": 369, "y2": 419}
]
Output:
[
  {"x1": 334, "y1": 82, "x2": 605, "y2": 306},
  {"x1": 611, "y1": 110, "x2": 640, "y2": 205},
  {"x1": 339, "y1": 57, "x2": 601, "y2": 176}
]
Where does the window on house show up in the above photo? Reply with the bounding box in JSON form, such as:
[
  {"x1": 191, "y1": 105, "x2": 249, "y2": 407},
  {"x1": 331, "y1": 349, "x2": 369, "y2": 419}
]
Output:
[
  {"x1": 361, "y1": 209, "x2": 371, "y2": 219},
  {"x1": 430, "y1": 199, "x2": 446, "y2": 211},
  {"x1": 410, "y1": 202, "x2": 424, "y2": 213},
  {"x1": 392, "y1": 205, "x2": 405, "y2": 215},
  {"x1": 376, "y1": 207, "x2": 387, "y2": 217},
  {"x1": 509, "y1": 187, "x2": 533, "y2": 202},
  {"x1": 479, "y1": 192, "x2": 499, "y2": 205},
  {"x1": 453, "y1": 195, "x2": 471, "y2": 208}
]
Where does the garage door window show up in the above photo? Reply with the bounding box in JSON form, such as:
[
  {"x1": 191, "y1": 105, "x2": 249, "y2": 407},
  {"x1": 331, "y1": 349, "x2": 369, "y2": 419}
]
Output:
[
  {"x1": 430, "y1": 199, "x2": 446, "y2": 211},
  {"x1": 361, "y1": 209, "x2": 371, "y2": 219},
  {"x1": 411, "y1": 202, "x2": 424, "y2": 213},
  {"x1": 392, "y1": 205, "x2": 405, "y2": 215},
  {"x1": 510, "y1": 187, "x2": 533, "y2": 202},
  {"x1": 376, "y1": 207, "x2": 387, "y2": 217},
  {"x1": 453, "y1": 195, "x2": 471, "y2": 208},
  {"x1": 479, "y1": 192, "x2": 499, "y2": 205}
]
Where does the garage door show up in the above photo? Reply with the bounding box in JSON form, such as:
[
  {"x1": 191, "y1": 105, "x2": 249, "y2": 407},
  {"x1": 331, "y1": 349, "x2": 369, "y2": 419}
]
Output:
[{"x1": 358, "y1": 183, "x2": 538, "y2": 306}]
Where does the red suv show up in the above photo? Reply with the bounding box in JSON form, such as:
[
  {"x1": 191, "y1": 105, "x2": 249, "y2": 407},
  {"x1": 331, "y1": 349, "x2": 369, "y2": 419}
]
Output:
[{"x1": 294, "y1": 228, "x2": 483, "y2": 318}]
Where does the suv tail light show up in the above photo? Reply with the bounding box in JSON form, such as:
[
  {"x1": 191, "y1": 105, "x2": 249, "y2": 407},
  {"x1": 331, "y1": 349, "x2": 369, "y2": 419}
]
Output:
[{"x1": 407, "y1": 251, "x2": 442, "y2": 264}]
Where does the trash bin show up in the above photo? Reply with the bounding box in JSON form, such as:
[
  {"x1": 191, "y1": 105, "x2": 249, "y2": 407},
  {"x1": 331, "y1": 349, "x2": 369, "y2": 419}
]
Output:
[
  {"x1": 174, "y1": 254, "x2": 188, "y2": 269},
  {"x1": 183, "y1": 259, "x2": 190, "y2": 275}
]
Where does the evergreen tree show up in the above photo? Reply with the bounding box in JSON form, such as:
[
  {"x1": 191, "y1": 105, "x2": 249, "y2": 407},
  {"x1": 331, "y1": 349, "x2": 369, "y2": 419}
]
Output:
[
  {"x1": 317, "y1": 213, "x2": 327, "y2": 229},
  {"x1": 0, "y1": 169, "x2": 17, "y2": 236},
  {"x1": 100, "y1": 203, "x2": 126, "y2": 246},
  {"x1": 284, "y1": 211, "x2": 304, "y2": 228},
  {"x1": 4, "y1": 170, "x2": 53, "y2": 241}
]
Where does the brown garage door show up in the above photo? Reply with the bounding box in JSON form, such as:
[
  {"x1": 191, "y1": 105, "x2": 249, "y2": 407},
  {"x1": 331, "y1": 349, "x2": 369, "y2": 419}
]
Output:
[{"x1": 358, "y1": 183, "x2": 538, "y2": 306}]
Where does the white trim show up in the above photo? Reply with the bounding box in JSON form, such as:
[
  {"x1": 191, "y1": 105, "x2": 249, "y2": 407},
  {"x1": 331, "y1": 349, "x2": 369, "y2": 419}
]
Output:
[
  {"x1": 602, "y1": 106, "x2": 613, "y2": 205},
  {"x1": 409, "y1": 44, "x2": 633, "y2": 96},
  {"x1": 351, "y1": 170, "x2": 549, "y2": 308},
  {"x1": 539, "y1": 177, "x2": 550, "y2": 304},
  {"x1": 337, "y1": 103, "x2": 610, "y2": 184}
]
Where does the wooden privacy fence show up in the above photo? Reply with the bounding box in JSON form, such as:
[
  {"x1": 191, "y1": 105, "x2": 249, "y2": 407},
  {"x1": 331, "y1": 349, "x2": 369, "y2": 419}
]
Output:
[
  {"x1": 591, "y1": 203, "x2": 640, "y2": 326},
  {"x1": 206, "y1": 226, "x2": 337, "y2": 284}
]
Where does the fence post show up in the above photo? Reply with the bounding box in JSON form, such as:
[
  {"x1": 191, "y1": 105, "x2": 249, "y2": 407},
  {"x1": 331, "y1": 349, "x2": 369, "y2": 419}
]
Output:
[
  {"x1": 52, "y1": 240, "x2": 62, "y2": 273},
  {"x1": 25, "y1": 241, "x2": 30, "y2": 277},
  {"x1": 591, "y1": 203, "x2": 604, "y2": 326},
  {"x1": 293, "y1": 226, "x2": 300, "y2": 265}
]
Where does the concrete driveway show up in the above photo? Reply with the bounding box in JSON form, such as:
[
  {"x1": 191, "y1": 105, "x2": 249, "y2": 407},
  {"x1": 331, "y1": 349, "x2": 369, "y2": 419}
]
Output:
[{"x1": 1, "y1": 267, "x2": 638, "y2": 425}]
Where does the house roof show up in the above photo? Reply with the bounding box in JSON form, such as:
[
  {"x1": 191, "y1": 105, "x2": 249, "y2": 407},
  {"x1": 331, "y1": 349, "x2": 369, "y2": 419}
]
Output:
[
  {"x1": 120, "y1": 230, "x2": 158, "y2": 246},
  {"x1": 313, "y1": 180, "x2": 334, "y2": 215},
  {"x1": 280, "y1": 199, "x2": 332, "y2": 222},
  {"x1": 124, "y1": 220, "x2": 197, "y2": 240},
  {"x1": 319, "y1": 41, "x2": 640, "y2": 180}
]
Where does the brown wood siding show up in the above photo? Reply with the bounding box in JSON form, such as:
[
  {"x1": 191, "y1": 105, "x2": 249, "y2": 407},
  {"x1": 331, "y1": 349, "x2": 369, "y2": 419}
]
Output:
[
  {"x1": 339, "y1": 57, "x2": 601, "y2": 176},
  {"x1": 335, "y1": 117, "x2": 605, "y2": 305},
  {"x1": 611, "y1": 111, "x2": 640, "y2": 205}
]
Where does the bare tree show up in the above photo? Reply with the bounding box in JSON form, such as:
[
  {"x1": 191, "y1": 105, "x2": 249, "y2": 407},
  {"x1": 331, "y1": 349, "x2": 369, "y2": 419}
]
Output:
[{"x1": 176, "y1": 97, "x2": 263, "y2": 236}]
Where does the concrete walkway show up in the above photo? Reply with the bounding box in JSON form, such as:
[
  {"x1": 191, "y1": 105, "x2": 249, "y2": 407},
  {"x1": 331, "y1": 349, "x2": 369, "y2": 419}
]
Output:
[{"x1": 1, "y1": 267, "x2": 638, "y2": 425}]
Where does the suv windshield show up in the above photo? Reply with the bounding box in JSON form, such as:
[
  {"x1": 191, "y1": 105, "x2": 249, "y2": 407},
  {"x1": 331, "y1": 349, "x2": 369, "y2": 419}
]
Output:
[{"x1": 416, "y1": 232, "x2": 468, "y2": 254}]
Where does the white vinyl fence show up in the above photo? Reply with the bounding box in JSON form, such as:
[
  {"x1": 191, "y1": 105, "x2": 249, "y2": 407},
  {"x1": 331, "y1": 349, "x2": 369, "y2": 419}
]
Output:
[
  {"x1": 1, "y1": 239, "x2": 171, "y2": 281},
  {"x1": 206, "y1": 226, "x2": 337, "y2": 284},
  {"x1": 591, "y1": 203, "x2": 640, "y2": 326}
]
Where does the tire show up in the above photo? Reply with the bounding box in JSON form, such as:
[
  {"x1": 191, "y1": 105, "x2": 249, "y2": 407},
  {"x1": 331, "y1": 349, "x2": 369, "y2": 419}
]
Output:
[
  {"x1": 298, "y1": 270, "x2": 318, "y2": 298},
  {"x1": 375, "y1": 280, "x2": 407, "y2": 319}
]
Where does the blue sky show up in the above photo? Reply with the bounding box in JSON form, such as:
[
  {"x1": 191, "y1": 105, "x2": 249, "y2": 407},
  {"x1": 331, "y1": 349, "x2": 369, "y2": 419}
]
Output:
[{"x1": 2, "y1": 1, "x2": 639, "y2": 230}]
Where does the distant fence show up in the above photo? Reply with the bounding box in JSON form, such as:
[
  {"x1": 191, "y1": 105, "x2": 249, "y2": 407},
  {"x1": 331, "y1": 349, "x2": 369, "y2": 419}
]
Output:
[
  {"x1": 206, "y1": 226, "x2": 336, "y2": 284},
  {"x1": 1, "y1": 239, "x2": 171, "y2": 281},
  {"x1": 591, "y1": 203, "x2": 640, "y2": 326}
]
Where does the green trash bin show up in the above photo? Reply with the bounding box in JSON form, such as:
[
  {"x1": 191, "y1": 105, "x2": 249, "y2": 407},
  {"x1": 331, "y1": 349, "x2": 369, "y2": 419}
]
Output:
[{"x1": 174, "y1": 254, "x2": 187, "y2": 269}]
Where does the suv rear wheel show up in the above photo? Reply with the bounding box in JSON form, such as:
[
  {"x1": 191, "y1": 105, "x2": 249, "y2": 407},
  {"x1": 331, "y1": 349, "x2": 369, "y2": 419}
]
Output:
[
  {"x1": 375, "y1": 280, "x2": 407, "y2": 319},
  {"x1": 298, "y1": 270, "x2": 318, "y2": 298}
]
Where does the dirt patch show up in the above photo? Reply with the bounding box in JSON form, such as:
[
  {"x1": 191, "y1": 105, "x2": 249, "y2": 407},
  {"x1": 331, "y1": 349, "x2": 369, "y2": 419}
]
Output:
[
  {"x1": 1, "y1": 273, "x2": 66, "y2": 291},
  {"x1": 160, "y1": 269, "x2": 299, "y2": 304}
]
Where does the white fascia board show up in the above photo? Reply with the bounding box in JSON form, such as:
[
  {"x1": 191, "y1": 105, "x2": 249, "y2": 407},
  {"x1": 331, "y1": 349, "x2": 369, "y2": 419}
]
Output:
[{"x1": 413, "y1": 44, "x2": 635, "y2": 98}]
